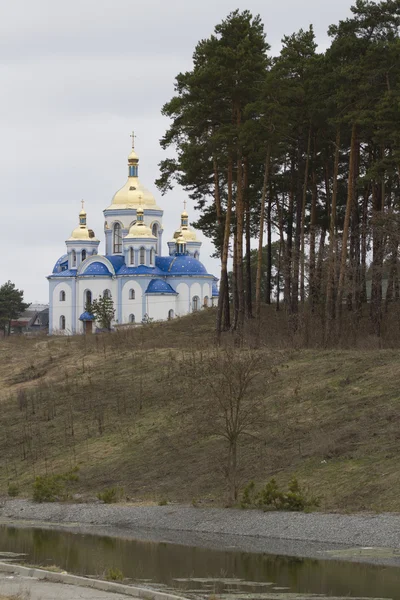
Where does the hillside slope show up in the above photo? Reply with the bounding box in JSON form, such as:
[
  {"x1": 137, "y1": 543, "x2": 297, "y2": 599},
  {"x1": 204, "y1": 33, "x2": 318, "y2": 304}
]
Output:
[{"x1": 0, "y1": 310, "x2": 399, "y2": 512}]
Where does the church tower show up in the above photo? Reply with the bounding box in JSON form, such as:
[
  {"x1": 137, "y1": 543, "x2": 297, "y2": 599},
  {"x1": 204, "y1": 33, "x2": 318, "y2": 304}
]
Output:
[
  {"x1": 168, "y1": 203, "x2": 202, "y2": 259},
  {"x1": 103, "y1": 133, "x2": 164, "y2": 256},
  {"x1": 65, "y1": 202, "x2": 100, "y2": 269}
]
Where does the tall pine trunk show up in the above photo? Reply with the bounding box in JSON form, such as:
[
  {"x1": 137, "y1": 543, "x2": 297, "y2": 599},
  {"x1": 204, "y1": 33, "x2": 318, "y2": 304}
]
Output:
[
  {"x1": 336, "y1": 123, "x2": 357, "y2": 328},
  {"x1": 216, "y1": 160, "x2": 233, "y2": 342},
  {"x1": 255, "y1": 147, "x2": 271, "y2": 321}
]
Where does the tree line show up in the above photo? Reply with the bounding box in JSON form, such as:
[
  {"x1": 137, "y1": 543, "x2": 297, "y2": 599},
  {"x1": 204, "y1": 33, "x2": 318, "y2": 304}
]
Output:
[{"x1": 157, "y1": 0, "x2": 400, "y2": 343}]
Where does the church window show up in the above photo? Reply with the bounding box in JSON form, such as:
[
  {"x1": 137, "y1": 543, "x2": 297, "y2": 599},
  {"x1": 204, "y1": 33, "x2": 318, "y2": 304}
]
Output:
[
  {"x1": 85, "y1": 290, "x2": 92, "y2": 307},
  {"x1": 129, "y1": 247, "x2": 134, "y2": 265},
  {"x1": 194, "y1": 251, "x2": 199, "y2": 260},
  {"x1": 168, "y1": 309, "x2": 174, "y2": 320},
  {"x1": 192, "y1": 296, "x2": 200, "y2": 312},
  {"x1": 59, "y1": 290, "x2": 66, "y2": 302},
  {"x1": 103, "y1": 289, "x2": 111, "y2": 299},
  {"x1": 60, "y1": 315, "x2": 66, "y2": 330},
  {"x1": 139, "y1": 247, "x2": 145, "y2": 265},
  {"x1": 129, "y1": 314, "x2": 135, "y2": 323},
  {"x1": 150, "y1": 248, "x2": 155, "y2": 265},
  {"x1": 82, "y1": 249, "x2": 87, "y2": 261},
  {"x1": 129, "y1": 289, "x2": 135, "y2": 300},
  {"x1": 72, "y1": 250, "x2": 76, "y2": 267},
  {"x1": 203, "y1": 296, "x2": 209, "y2": 307},
  {"x1": 152, "y1": 223, "x2": 159, "y2": 253},
  {"x1": 113, "y1": 223, "x2": 122, "y2": 254}
]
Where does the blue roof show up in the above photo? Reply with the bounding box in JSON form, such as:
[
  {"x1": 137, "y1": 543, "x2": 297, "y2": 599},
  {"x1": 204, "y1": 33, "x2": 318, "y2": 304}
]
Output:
[
  {"x1": 104, "y1": 255, "x2": 125, "y2": 272},
  {"x1": 117, "y1": 265, "x2": 164, "y2": 276},
  {"x1": 49, "y1": 268, "x2": 77, "y2": 278},
  {"x1": 212, "y1": 282, "x2": 219, "y2": 297},
  {"x1": 79, "y1": 311, "x2": 95, "y2": 321},
  {"x1": 145, "y1": 279, "x2": 177, "y2": 294},
  {"x1": 159, "y1": 255, "x2": 209, "y2": 275},
  {"x1": 81, "y1": 262, "x2": 113, "y2": 276},
  {"x1": 52, "y1": 254, "x2": 68, "y2": 274}
]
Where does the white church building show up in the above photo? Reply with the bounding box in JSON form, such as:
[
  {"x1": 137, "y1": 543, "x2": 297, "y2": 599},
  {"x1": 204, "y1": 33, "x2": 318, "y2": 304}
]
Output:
[{"x1": 48, "y1": 136, "x2": 218, "y2": 334}]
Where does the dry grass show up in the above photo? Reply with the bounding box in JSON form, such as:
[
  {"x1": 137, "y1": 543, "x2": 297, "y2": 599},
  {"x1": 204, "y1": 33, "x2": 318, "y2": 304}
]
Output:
[{"x1": 0, "y1": 308, "x2": 400, "y2": 512}]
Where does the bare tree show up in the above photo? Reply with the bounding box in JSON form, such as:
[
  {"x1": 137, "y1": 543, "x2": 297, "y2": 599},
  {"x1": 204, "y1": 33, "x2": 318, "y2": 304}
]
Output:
[{"x1": 187, "y1": 348, "x2": 267, "y2": 505}]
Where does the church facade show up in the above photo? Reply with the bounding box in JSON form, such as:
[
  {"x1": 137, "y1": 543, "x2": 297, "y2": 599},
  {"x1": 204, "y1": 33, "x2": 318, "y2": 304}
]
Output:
[{"x1": 48, "y1": 136, "x2": 218, "y2": 335}]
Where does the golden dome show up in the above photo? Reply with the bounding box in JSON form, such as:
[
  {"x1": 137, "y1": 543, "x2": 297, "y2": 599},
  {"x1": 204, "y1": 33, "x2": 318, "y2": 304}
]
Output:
[
  {"x1": 105, "y1": 136, "x2": 162, "y2": 210},
  {"x1": 125, "y1": 221, "x2": 156, "y2": 240},
  {"x1": 67, "y1": 202, "x2": 98, "y2": 241},
  {"x1": 68, "y1": 227, "x2": 92, "y2": 241},
  {"x1": 171, "y1": 226, "x2": 198, "y2": 243}
]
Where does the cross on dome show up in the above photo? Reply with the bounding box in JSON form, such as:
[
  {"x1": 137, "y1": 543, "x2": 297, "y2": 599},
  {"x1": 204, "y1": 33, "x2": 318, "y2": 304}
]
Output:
[{"x1": 130, "y1": 130, "x2": 136, "y2": 149}]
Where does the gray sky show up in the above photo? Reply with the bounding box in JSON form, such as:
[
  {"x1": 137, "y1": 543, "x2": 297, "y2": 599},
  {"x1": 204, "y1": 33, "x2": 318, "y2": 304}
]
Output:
[{"x1": 0, "y1": 0, "x2": 355, "y2": 303}]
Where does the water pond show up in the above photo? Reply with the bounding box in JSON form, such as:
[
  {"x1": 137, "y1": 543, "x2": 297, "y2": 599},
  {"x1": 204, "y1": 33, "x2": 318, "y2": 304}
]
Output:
[{"x1": 0, "y1": 525, "x2": 398, "y2": 599}]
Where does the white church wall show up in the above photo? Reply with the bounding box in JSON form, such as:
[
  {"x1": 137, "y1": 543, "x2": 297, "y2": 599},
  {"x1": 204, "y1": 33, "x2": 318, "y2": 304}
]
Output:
[
  {"x1": 76, "y1": 278, "x2": 118, "y2": 330},
  {"x1": 121, "y1": 280, "x2": 143, "y2": 324},
  {"x1": 202, "y1": 282, "x2": 213, "y2": 307},
  {"x1": 175, "y1": 282, "x2": 189, "y2": 316},
  {"x1": 52, "y1": 281, "x2": 73, "y2": 335},
  {"x1": 146, "y1": 295, "x2": 176, "y2": 321},
  {"x1": 189, "y1": 282, "x2": 202, "y2": 312}
]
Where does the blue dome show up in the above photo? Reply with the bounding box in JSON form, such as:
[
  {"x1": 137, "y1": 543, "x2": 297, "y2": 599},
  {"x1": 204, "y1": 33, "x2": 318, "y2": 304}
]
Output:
[
  {"x1": 118, "y1": 265, "x2": 164, "y2": 276},
  {"x1": 212, "y1": 282, "x2": 219, "y2": 297},
  {"x1": 159, "y1": 255, "x2": 208, "y2": 275},
  {"x1": 146, "y1": 279, "x2": 177, "y2": 294},
  {"x1": 81, "y1": 262, "x2": 112, "y2": 276},
  {"x1": 104, "y1": 255, "x2": 125, "y2": 272},
  {"x1": 79, "y1": 311, "x2": 95, "y2": 321},
  {"x1": 52, "y1": 254, "x2": 68, "y2": 273}
]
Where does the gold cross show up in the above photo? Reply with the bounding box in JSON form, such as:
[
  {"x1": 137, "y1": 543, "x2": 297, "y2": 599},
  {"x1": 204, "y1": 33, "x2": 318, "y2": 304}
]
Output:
[
  {"x1": 183, "y1": 199, "x2": 187, "y2": 211},
  {"x1": 130, "y1": 130, "x2": 136, "y2": 149},
  {"x1": 81, "y1": 199, "x2": 85, "y2": 210}
]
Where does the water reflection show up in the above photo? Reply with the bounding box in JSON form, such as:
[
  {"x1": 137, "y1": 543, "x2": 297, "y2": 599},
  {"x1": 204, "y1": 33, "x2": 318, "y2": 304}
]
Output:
[{"x1": 0, "y1": 525, "x2": 397, "y2": 599}]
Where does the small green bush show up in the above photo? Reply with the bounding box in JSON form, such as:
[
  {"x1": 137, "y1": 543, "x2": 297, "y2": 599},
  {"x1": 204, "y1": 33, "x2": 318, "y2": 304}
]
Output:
[
  {"x1": 240, "y1": 481, "x2": 255, "y2": 508},
  {"x1": 105, "y1": 567, "x2": 123, "y2": 581},
  {"x1": 7, "y1": 483, "x2": 20, "y2": 497},
  {"x1": 158, "y1": 498, "x2": 168, "y2": 506},
  {"x1": 240, "y1": 477, "x2": 320, "y2": 512},
  {"x1": 33, "y1": 475, "x2": 65, "y2": 503},
  {"x1": 32, "y1": 467, "x2": 80, "y2": 503},
  {"x1": 97, "y1": 487, "x2": 124, "y2": 504}
]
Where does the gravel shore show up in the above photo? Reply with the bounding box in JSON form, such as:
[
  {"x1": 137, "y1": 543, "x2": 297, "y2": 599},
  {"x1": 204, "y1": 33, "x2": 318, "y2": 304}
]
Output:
[{"x1": 1, "y1": 499, "x2": 400, "y2": 567}]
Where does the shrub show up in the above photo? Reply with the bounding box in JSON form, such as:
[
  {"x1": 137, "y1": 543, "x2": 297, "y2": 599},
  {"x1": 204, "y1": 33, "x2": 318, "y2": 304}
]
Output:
[
  {"x1": 32, "y1": 467, "x2": 80, "y2": 503},
  {"x1": 7, "y1": 483, "x2": 20, "y2": 497},
  {"x1": 158, "y1": 498, "x2": 168, "y2": 506},
  {"x1": 97, "y1": 487, "x2": 124, "y2": 504},
  {"x1": 240, "y1": 477, "x2": 320, "y2": 512},
  {"x1": 33, "y1": 475, "x2": 65, "y2": 503},
  {"x1": 105, "y1": 567, "x2": 123, "y2": 581}
]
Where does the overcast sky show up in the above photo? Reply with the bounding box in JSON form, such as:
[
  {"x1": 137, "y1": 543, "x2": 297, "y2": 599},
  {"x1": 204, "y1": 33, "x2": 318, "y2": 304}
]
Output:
[{"x1": 0, "y1": 0, "x2": 356, "y2": 303}]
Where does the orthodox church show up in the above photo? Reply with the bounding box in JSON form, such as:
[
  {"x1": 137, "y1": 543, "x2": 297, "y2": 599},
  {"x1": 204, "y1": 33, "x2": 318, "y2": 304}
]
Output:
[{"x1": 48, "y1": 134, "x2": 218, "y2": 334}]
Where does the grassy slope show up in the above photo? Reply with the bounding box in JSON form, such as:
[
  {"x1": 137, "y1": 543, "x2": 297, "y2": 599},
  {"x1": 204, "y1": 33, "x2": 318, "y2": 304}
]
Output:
[{"x1": 0, "y1": 309, "x2": 399, "y2": 512}]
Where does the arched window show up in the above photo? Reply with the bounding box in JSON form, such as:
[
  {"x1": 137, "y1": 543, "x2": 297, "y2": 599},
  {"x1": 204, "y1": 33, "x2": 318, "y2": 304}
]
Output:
[
  {"x1": 103, "y1": 289, "x2": 111, "y2": 299},
  {"x1": 113, "y1": 223, "x2": 122, "y2": 254},
  {"x1": 81, "y1": 249, "x2": 87, "y2": 261},
  {"x1": 194, "y1": 251, "x2": 199, "y2": 260},
  {"x1": 203, "y1": 296, "x2": 209, "y2": 308},
  {"x1": 152, "y1": 223, "x2": 159, "y2": 253},
  {"x1": 168, "y1": 309, "x2": 174, "y2": 320},
  {"x1": 150, "y1": 248, "x2": 155, "y2": 266},
  {"x1": 72, "y1": 249, "x2": 76, "y2": 267},
  {"x1": 129, "y1": 289, "x2": 135, "y2": 300},
  {"x1": 192, "y1": 296, "x2": 200, "y2": 312},
  {"x1": 140, "y1": 247, "x2": 145, "y2": 265},
  {"x1": 85, "y1": 290, "x2": 92, "y2": 307},
  {"x1": 129, "y1": 247, "x2": 134, "y2": 265},
  {"x1": 59, "y1": 290, "x2": 66, "y2": 302},
  {"x1": 129, "y1": 314, "x2": 135, "y2": 323},
  {"x1": 60, "y1": 315, "x2": 66, "y2": 330}
]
